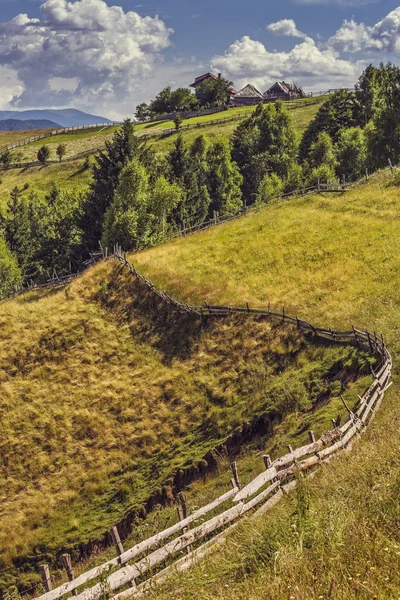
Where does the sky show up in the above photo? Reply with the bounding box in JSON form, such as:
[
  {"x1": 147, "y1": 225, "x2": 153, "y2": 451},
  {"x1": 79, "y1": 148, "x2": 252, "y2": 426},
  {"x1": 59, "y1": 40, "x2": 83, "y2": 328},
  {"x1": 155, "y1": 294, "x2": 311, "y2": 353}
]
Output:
[{"x1": 0, "y1": 0, "x2": 400, "y2": 118}]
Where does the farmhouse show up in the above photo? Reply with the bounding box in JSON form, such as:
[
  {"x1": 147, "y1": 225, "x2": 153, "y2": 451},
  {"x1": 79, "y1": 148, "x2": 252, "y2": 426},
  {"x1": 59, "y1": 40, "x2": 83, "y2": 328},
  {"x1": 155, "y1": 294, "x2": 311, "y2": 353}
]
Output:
[
  {"x1": 232, "y1": 84, "x2": 263, "y2": 106},
  {"x1": 189, "y1": 72, "x2": 237, "y2": 102},
  {"x1": 264, "y1": 81, "x2": 305, "y2": 101}
]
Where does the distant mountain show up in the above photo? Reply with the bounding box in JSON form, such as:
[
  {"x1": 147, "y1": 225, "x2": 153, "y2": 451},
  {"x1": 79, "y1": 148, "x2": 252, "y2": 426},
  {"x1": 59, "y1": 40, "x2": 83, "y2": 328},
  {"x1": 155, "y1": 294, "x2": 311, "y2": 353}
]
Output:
[
  {"x1": 0, "y1": 109, "x2": 112, "y2": 128},
  {"x1": 0, "y1": 119, "x2": 61, "y2": 131}
]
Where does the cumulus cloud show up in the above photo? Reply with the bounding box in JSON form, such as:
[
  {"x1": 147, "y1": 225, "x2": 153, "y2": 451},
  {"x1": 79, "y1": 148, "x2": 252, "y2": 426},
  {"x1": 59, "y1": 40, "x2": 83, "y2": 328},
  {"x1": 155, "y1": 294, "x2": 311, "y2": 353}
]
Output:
[
  {"x1": 211, "y1": 34, "x2": 365, "y2": 94},
  {"x1": 267, "y1": 19, "x2": 307, "y2": 39},
  {"x1": 328, "y1": 7, "x2": 400, "y2": 53},
  {"x1": 0, "y1": 0, "x2": 173, "y2": 117}
]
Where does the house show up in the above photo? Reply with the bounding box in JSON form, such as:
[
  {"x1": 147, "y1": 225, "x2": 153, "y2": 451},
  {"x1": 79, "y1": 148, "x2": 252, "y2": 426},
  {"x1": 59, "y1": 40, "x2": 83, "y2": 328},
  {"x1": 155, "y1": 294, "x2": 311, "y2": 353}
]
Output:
[
  {"x1": 232, "y1": 84, "x2": 263, "y2": 106},
  {"x1": 189, "y1": 72, "x2": 237, "y2": 103},
  {"x1": 264, "y1": 81, "x2": 305, "y2": 101}
]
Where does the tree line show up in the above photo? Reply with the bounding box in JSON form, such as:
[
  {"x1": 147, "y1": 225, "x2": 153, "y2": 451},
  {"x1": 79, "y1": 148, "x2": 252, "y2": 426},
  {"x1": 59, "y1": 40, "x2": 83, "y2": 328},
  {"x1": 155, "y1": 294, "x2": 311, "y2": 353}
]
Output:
[
  {"x1": 0, "y1": 62, "x2": 399, "y2": 298},
  {"x1": 135, "y1": 76, "x2": 233, "y2": 121}
]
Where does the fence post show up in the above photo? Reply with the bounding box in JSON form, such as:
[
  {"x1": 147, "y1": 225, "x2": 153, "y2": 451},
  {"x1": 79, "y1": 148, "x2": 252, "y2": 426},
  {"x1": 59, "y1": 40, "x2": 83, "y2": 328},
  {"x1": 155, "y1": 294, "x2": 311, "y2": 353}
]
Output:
[
  {"x1": 39, "y1": 564, "x2": 52, "y2": 592},
  {"x1": 365, "y1": 168, "x2": 369, "y2": 181},
  {"x1": 61, "y1": 554, "x2": 78, "y2": 596},
  {"x1": 110, "y1": 526, "x2": 124, "y2": 559},
  {"x1": 388, "y1": 158, "x2": 394, "y2": 173},
  {"x1": 263, "y1": 454, "x2": 272, "y2": 468},
  {"x1": 308, "y1": 430, "x2": 316, "y2": 444},
  {"x1": 230, "y1": 461, "x2": 241, "y2": 489}
]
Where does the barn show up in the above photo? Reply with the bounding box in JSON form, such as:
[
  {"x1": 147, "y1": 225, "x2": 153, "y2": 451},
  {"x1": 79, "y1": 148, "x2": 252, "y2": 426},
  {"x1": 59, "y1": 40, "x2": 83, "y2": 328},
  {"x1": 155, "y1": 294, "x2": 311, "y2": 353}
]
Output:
[
  {"x1": 189, "y1": 73, "x2": 237, "y2": 103},
  {"x1": 232, "y1": 84, "x2": 264, "y2": 106},
  {"x1": 264, "y1": 82, "x2": 305, "y2": 101}
]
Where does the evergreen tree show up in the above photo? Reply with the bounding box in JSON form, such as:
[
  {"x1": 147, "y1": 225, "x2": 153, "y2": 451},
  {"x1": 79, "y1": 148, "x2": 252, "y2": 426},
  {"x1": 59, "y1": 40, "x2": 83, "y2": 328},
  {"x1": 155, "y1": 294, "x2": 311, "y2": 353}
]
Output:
[
  {"x1": 168, "y1": 135, "x2": 188, "y2": 182},
  {"x1": 207, "y1": 140, "x2": 243, "y2": 215},
  {"x1": 232, "y1": 102, "x2": 297, "y2": 204},
  {"x1": 79, "y1": 119, "x2": 142, "y2": 251},
  {"x1": 299, "y1": 90, "x2": 362, "y2": 162},
  {"x1": 37, "y1": 145, "x2": 51, "y2": 164},
  {"x1": 0, "y1": 235, "x2": 22, "y2": 298}
]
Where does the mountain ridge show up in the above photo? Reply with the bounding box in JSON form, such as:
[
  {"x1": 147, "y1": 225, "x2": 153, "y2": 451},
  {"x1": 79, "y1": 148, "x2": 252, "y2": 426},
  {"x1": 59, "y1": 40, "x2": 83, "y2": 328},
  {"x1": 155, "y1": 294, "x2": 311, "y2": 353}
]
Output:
[{"x1": 0, "y1": 109, "x2": 112, "y2": 128}]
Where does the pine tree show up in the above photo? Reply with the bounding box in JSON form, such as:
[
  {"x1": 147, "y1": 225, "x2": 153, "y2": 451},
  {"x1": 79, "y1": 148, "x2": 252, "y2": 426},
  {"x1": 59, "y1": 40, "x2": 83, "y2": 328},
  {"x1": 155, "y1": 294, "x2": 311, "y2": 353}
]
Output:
[
  {"x1": 79, "y1": 119, "x2": 142, "y2": 251},
  {"x1": 207, "y1": 141, "x2": 243, "y2": 216}
]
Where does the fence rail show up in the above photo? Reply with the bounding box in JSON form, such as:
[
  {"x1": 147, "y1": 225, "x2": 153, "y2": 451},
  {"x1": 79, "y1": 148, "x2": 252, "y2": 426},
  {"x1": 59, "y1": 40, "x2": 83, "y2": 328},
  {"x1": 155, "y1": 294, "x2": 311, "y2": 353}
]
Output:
[{"x1": 28, "y1": 247, "x2": 392, "y2": 600}]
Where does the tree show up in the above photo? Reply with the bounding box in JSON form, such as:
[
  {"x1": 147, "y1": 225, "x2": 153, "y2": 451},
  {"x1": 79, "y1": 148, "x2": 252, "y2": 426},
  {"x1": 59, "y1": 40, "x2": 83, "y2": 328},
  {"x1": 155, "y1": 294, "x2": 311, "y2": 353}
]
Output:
[
  {"x1": 356, "y1": 64, "x2": 380, "y2": 126},
  {"x1": 135, "y1": 102, "x2": 151, "y2": 122},
  {"x1": 168, "y1": 135, "x2": 188, "y2": 183},
  {"x1": 0, "y1": 150, "x2": 13, "y2": 170},
  {"x1": 174, "y1": 115, "x2": 183, "y2": 131},
  {"x1": 150, "y1": 87, "x2": 173, "y2": 115},
  {"x1": 306, "y1": 164, "x2": 336, "y2": 188},
  {"x1": 206, "y1": 140, "x2": 243, "y2": 215},
  {"x1": 365, "y1": 63, "x2": 400, "y2": 170},
  {"x1": 256, "y1": 173, "x2": 284, "y2": 204},
  {"x1": 336, "y1": 127, "x2": 367, "y2": 181},
  {"x1": 232, "y1": 102, "x2": 298, "y2": 204},
  {"x1": 37, "y1": 145, "x2": 51, "y2": 165},
  {"x1": 170, "y1": 88, "x2": 199, "y2": 112},
  {"x1": 299, "y1": 90, "x2": 362, "y2": 162},
  {"x1": 102, "y1": 161, "x2": 182, "y2": 250},
  {"x1": 197, "y1": 75, "x2": 234, "y2": 106},
  {"x1": 308, "y1": 132, "x2": 337, "y2": 171},
  {"x1": 0, "y1": 234, "x2": 22, "y2": 299},
  {"x1": 56, "y1": 144, "x2": 67, "y2": 162},
  {"x1": 79, "y1": 119, "x2": 143, "y2": 251},
  {"x1": 102, "y1": 160, "x2": 150, "y2": 250}
]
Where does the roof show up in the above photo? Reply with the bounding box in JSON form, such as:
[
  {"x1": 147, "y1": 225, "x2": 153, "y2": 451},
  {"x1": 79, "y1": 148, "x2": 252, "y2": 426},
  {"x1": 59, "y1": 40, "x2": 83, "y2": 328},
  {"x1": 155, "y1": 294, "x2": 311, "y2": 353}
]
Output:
[
  {"x1": 189, "y1": 72, "x2": 237, "y2": 94},
  {"x1": 264, "y1": 81, "x2": 299, "y2": 95},
  {"x1": 190, "y1": 73, "x2": 218, "y2": 87},
  {"x1": 234, "y1": 84, "x2": 263, "y2": 99}
]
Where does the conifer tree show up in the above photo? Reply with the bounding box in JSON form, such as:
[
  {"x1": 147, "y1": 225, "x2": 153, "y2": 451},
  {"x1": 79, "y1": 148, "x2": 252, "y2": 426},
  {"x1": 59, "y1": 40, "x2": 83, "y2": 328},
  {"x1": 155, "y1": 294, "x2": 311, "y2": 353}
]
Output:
[{"x1": 79, "y1": 119, "x2": 142, "y2": 250}]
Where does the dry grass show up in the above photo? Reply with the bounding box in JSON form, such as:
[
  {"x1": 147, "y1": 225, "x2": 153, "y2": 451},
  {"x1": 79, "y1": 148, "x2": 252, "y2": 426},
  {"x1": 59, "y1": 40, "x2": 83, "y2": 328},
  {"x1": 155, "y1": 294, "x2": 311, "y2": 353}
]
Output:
[{"x1": 0, "y1": 259, "x2": 356, "y2": 590}]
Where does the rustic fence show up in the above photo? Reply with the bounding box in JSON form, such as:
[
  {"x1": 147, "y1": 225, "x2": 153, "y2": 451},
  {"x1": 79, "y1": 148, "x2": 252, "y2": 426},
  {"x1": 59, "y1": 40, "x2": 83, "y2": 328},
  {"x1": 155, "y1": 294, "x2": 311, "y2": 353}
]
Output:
[
  {"x1": 0, "y1": 123, "x2": 120, "y2": 154},
  {"x1": 26, "y1": 244, "x2": 392, "y2": 600}
]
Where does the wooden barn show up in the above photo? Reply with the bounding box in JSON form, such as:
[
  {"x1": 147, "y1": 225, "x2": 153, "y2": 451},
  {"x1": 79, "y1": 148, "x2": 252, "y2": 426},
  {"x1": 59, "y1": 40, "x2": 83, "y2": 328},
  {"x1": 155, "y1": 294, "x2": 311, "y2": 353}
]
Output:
[
  {"x1": 232, "y1": 84, "x2": 263, "y2": 106},
  {"x1": 264, "y1": 81, "x2": 305, "y2": 101}
]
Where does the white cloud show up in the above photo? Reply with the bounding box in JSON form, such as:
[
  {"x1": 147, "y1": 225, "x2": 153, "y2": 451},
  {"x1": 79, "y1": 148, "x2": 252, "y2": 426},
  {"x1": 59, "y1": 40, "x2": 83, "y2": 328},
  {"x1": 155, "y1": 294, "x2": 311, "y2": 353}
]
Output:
[
  {"x1": 211, "y1": 34, "x2": 365, "y2": 93},
  {"x1": 328, "y1": 7, "x2": 400, "y2": 53},
  {"x1": 267, "y1": 19, "x2": 307, "y2": 39},
  {"x1": 0, "y1": 0, "x2": 173, "y2": 117}
]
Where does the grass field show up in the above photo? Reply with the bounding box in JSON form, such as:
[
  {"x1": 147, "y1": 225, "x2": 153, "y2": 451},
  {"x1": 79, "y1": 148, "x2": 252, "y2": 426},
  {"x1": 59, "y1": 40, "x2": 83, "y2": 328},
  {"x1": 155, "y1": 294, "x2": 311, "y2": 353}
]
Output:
[
  {"x1": 0, "y1": 257, "x2": 360, "y2": 591},
  {"x1": 0, "y1": 159, "x2": 92, "y2": 209},
  {"x1": 119, "y1": 169, "x2": 400, "y2": 600},
  {"x1": 1, "y1": 169, "x2": 400, "y2": 598},
  {"x1": 4, "y1": 99, "x2": 324, "y2": 163}
]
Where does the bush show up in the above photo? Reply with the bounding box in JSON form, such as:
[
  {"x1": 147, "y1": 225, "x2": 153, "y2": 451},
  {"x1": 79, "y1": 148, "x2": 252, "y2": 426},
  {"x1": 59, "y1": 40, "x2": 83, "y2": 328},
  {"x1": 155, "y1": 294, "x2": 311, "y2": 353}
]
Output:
[
  {"x1": 256, "y1": 173, "x2": 284, "y2": 204},
  {"x1": 306, "y1": 164, "x2": 337, "y2": 188}
]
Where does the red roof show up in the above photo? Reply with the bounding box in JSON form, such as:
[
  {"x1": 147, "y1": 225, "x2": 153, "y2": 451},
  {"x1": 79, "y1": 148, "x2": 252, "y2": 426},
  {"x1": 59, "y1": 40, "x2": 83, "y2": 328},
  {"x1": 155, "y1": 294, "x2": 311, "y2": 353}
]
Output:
[{"x1": 189, "y1": 72, "x2": 237, "y2": 94}]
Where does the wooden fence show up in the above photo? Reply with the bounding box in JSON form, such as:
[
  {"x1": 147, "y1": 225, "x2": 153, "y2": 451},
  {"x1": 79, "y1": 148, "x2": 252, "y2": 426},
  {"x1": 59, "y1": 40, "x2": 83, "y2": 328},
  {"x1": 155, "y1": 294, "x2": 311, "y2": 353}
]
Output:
[
  {"x1": 28, "y1": 246, "x2": 392, "y2": 600},
  {"x1": 0, "y1": 123, "x2": 120, "y2": 154}
]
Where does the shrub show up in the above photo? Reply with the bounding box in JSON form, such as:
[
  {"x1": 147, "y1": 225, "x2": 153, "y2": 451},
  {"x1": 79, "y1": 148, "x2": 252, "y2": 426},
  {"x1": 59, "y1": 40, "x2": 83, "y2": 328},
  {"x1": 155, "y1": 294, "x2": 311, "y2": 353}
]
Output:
[{"x1": 256, "y1": 173, "x2": 284, "y2": 204}]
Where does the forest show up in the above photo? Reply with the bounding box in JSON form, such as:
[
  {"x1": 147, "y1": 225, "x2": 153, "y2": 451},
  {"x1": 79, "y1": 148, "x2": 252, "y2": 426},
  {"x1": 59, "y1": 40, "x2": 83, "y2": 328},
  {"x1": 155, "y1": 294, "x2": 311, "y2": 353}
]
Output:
[{"x1": 0, "y1": 62, "x2": 399, "y2": 299}]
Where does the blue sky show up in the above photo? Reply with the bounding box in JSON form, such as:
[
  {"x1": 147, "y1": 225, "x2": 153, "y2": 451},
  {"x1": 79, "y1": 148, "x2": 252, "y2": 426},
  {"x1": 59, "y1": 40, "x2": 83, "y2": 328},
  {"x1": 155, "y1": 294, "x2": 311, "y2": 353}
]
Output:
[{"x1": 0, "y1": 0, "x2": 399, "y2": 117}]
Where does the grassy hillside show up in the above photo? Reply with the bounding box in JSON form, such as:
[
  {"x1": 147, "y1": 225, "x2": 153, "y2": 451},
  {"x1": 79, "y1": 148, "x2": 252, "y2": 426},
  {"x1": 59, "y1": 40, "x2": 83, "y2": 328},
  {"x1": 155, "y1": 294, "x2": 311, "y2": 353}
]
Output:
[
  {"x1": 0, "y1": 257, "x2": 360, "y2": 590},
  {"x1": 119, "y1": 169, "x2": 400, "y2": 599},
  {"x1": 0, "y1": 159, "x2": 92, "y2": 209},
  {"x1": 0, "y1": 100, "x2": 324, "y2": 211}
]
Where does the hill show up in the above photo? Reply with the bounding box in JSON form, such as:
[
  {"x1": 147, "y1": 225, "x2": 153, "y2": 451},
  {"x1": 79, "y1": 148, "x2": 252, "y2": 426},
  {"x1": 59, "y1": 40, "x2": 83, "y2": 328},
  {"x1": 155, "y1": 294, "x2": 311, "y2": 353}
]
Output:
[
  {"x1": 0, "y1": 119, "x2": 61, "y2": 131},
  {"x1": 0, "y1": 109, "x2": 112, "y2": 128},
  {"x1": 1, "y1": 169, "x2": 399, "y2": 599}
]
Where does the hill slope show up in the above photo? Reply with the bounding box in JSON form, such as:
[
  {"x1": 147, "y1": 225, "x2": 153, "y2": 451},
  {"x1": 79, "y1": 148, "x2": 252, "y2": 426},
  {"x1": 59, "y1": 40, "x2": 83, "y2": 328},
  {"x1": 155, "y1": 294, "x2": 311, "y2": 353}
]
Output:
[{"x1": 0, "y1": 119, "x2": 61, "y2": 131}]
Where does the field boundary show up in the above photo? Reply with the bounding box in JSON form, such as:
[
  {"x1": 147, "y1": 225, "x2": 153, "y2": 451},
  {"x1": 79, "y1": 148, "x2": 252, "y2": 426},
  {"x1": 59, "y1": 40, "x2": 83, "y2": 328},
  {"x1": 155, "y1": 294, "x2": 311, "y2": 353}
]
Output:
[{"x1": 29, "y1": 247, "x2": 392, "y2": 600}]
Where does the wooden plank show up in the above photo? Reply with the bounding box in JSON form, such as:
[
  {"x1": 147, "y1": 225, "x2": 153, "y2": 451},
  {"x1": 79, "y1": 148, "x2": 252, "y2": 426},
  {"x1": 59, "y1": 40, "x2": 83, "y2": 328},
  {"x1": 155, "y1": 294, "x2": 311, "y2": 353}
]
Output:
[
  {"x1": 34, "y1": 486, "x2": 238, "y2": 600},
  {"x1": 234, "y1": 467, "x2": 277, "y2": 502},
  {"x1": 272, "y1": 441, "x2": 322, "y2": 470},
  {"x1": 73, "y1": 503, "x2": 245, "y2": 600},
  {"x1": 241, "y1": 480, "x2": 281, "y2": 513}
]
